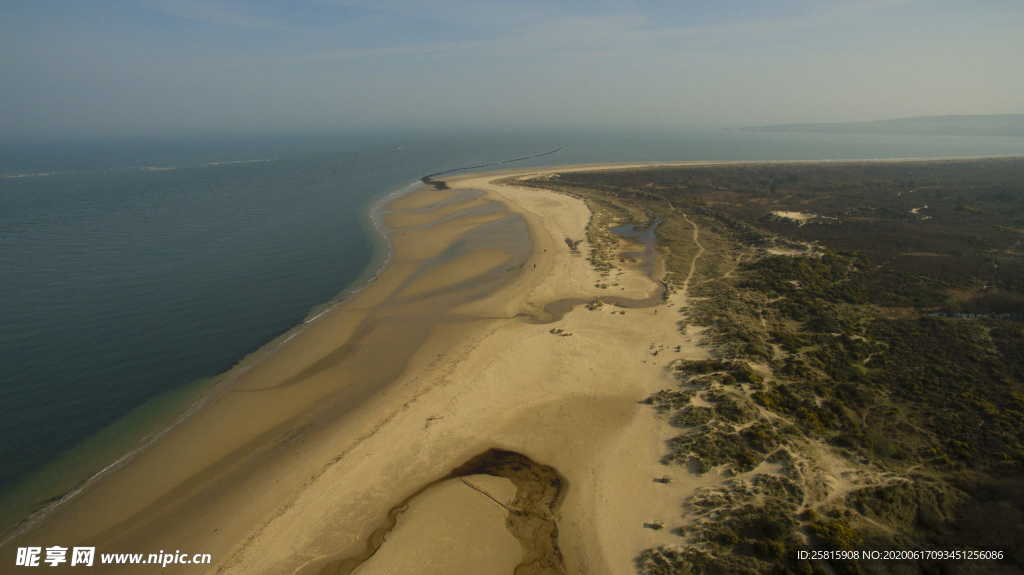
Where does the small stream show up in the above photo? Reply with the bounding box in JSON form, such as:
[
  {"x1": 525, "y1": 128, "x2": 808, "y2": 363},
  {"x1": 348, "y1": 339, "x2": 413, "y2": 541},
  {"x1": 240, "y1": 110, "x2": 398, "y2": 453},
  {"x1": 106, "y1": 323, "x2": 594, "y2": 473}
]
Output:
[{"x1": 532, "y1": 215, "x2": 667, "y2": 323}]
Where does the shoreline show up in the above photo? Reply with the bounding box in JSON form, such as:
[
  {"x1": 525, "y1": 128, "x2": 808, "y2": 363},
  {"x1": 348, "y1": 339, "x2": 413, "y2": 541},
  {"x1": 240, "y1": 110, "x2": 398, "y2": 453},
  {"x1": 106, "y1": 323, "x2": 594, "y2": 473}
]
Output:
[
  {"x1": 441, "y1": 153, "x2": 1024, "y2": 186},
  {"x1": 1, "y1": 173, "x2": 546, "y2": 570},
  {"x1": 0, "y1": 178, "x2": 426, "y2": 545},
  {"x1": 8, "y1": 163, "x2": 681, "y2": 573},
  {"x1": 302, "y1": 178, "x2": 422, "y2": 323},
  {"x1": 6, "y1": 156, "x2": 1021, "y2": 573}
]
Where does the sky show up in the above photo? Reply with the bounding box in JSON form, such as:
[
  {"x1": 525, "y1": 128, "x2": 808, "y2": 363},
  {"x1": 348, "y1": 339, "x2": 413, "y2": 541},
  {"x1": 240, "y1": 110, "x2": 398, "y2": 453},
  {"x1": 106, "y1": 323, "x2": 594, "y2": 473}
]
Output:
[{"x1": 2, "y1": 0, "x2": 1023, "y2": 139}]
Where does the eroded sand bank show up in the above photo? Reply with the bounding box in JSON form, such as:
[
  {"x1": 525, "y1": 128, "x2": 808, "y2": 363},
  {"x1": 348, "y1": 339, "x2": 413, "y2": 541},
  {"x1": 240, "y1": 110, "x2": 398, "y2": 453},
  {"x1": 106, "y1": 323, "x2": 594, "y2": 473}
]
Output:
[{"x1": 5, "y1": 166, "x2": 713, "y2": 574}]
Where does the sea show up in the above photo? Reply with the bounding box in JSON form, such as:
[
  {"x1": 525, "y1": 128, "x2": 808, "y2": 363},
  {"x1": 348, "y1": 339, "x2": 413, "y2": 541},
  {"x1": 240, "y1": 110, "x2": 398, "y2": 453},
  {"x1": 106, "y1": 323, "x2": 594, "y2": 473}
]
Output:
[{"x1": 1, "y1": 128, "x2": 1022, "y2": 534}]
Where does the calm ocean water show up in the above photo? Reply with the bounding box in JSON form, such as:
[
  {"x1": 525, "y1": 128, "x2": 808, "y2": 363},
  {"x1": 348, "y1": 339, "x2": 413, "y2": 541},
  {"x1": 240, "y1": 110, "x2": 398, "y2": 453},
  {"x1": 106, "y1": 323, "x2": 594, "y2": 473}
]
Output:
[{"x1": 1, "y1": 128, "x2": 1021, "y2": 530}]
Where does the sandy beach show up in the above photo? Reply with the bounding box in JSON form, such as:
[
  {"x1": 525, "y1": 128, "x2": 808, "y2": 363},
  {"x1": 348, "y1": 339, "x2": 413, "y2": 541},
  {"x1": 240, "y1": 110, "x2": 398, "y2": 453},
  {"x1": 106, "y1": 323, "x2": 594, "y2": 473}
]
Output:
[
  {"x1": 4, "y1": 164, "x2": 723, "y2": 574},
  {"x1": 7, "y1": 0, "x2": 1022, "y2": 568}
]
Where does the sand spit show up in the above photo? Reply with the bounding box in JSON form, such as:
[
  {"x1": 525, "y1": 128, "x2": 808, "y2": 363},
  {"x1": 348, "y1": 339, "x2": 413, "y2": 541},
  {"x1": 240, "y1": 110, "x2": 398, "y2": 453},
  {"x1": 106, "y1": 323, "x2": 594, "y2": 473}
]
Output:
[{"x1": 5, "y1": 164, "x2": 716, "y2": 574}]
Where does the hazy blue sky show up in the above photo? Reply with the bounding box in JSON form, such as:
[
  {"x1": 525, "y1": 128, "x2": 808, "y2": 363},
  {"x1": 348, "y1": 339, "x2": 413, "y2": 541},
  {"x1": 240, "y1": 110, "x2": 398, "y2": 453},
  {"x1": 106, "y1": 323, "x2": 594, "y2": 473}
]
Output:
[{"x1": 2, "y1": 0, "x2": 1022, "y2": 139}]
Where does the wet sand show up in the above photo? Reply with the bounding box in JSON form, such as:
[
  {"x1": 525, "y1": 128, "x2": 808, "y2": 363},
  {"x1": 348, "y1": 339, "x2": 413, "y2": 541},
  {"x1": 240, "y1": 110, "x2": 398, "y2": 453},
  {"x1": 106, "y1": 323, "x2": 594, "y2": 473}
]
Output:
[
  {"x1": 354, "y1": 474, "x2": 521, "y2": 574},
  {"x1": 4, "y1": 165, "x2": 715, "y2": 574}
]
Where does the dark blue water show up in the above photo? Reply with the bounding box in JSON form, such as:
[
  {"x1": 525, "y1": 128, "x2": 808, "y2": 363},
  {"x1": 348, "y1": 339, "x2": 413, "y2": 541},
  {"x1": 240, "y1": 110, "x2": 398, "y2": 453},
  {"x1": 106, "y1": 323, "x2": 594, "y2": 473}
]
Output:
[{"x1": 1, "y1": 128, "x2": 1021, "y2": 528}]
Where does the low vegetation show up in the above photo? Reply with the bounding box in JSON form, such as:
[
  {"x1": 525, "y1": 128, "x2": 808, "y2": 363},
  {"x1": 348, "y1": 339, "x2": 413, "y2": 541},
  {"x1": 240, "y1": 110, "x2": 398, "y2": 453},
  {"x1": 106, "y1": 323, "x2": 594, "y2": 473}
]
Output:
[{"x1": 530, "y1": 159, "x2": 1024, "y2": 574}]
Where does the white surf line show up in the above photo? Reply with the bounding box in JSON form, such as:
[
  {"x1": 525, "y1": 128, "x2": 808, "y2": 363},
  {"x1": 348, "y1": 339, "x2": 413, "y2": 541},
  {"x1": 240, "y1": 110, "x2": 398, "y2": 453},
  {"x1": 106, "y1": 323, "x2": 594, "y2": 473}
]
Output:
[
  {"x1": 301, "y1": 179, "x2": 422, "y2": 328},
  {"x1": 1, "y1": 172, "x2": 54, "y2": 179},
  {"x1": 304, "y1": 307, "x2": 332, "y2": 324},
  {"x1": 203, "y1": 158, "x2": 277, "y2": 167}
]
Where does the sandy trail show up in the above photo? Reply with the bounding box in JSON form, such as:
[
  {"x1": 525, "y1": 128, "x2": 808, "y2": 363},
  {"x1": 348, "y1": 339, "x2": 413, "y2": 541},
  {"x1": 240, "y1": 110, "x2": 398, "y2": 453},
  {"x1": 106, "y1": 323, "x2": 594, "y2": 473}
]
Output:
[{"x1": 675, "y1": 208, "x2": 705, "y2": 301}]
